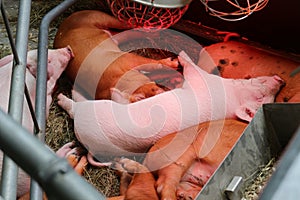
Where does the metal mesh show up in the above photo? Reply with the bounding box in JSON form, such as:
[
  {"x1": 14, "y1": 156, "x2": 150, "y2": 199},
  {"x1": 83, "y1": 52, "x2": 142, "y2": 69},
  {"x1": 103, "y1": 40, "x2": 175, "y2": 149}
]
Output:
[
  {"x1": 107, "y1": 0, "x2": 189, "y2": 30},
  {"x1": 199, "y1": 0, "x2": 269, "y2": 21}
]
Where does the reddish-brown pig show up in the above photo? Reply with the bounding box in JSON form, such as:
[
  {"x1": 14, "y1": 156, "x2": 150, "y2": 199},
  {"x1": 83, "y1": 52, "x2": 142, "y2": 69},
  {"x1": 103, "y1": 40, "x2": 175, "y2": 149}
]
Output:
[
  {"x1": 107, "y1": 119, "x2": 247, "y2": 200},
  {"x1": 54, "y1": 10, "x2": 178, "y2": 103},
  {"x1": 198, "y1": 41, "x2": 300, "y2": 102},
  {"x1": 175, "y1": 160, "x2": 214, "y2": 199},
  {"x1": 145, "y1": 119, "x2": 247, "y2": 200}
]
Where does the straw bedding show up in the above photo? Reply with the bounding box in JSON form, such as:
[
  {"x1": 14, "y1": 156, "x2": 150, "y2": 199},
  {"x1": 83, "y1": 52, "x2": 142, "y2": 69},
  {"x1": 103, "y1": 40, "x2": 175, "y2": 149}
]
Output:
[{"x1": 1, "y1": 0, "x2": 274, "y2": 198}]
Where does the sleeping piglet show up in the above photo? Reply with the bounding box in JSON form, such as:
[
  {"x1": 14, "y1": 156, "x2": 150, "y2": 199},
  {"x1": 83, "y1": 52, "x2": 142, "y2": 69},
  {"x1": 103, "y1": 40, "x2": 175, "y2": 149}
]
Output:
[
  {"x1": 0, "y1": 46, "x2": 72, "y2": 197},
  {"x1": 54, "y1": 10, "x2": 178, "y2": 103},
  {"x1": 57, "y1": 51, "x2": 284, "y2": 163},
  {"x1": 198, "y1": 41, "x2": 300, "y2": 102}
]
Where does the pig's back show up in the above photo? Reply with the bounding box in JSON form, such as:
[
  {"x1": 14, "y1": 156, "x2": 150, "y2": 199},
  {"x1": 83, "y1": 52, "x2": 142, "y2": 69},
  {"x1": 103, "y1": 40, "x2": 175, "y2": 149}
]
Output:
[
  {"x1": 198, "y1": 41, "x2": 300, "y2": 102},
  {"x1": 53, "y1": 10, "x2": 123, "y2": 82}
]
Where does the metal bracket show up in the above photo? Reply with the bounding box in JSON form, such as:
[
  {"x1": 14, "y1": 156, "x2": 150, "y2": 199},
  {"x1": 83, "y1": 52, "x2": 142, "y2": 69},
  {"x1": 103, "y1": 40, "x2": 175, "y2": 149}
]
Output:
[{"x1": 225, "y1": 176, "x2": 243, "y2": 200}]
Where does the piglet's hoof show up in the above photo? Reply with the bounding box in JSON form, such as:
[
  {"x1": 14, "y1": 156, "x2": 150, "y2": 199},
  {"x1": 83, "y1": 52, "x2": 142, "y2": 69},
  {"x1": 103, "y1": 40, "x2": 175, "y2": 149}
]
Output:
[
  {"x1": 176, "y1": 183, "x2": 202, "y2": 200},
  {"x1": 67, "y1": 154, "x2": 88, "y2": 175},
  {"x1": 155, "y1": 174, "x2": 177, "y2": 200},
  {"x1": 56, "y1": 142, "x2": 88, "y2": 175},
  {"x1": 112, "y1": 158, "x2": 149, "y2": 174},
  {"x1": 55, "y1": 141, "x2": 76, "y2": 157}
]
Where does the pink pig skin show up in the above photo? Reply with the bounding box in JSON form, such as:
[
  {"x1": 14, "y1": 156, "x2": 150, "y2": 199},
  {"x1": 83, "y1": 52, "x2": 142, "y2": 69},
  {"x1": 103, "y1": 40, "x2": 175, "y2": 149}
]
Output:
[
  {"x1": 0, "y1": 47, "x2": 72, "y2": 197},
  {"x1": 57, "y1": 51, "x2": 284, "y2": 160}
]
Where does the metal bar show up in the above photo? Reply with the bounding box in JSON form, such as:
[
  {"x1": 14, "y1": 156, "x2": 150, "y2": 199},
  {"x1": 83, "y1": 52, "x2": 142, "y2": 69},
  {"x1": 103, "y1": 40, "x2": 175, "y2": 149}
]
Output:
[
  {"x1": 0, "y1": 0, "x2": 20, "y2": 65},
  {"x1": 0, "y1": 0, "x2": 32, "y2": 199},
  {"x1": 1, "y1": 0, "x2": 40, "y2": 136},
  {"x1": 24, "y1": 85, "x2": 40, "y2": 135},
  {"x1": 0, "y1": 109, "x2": 105, "y2": 200},
  {"x1": 31, "y1": 0, "x2": 78, "y2": 199}
]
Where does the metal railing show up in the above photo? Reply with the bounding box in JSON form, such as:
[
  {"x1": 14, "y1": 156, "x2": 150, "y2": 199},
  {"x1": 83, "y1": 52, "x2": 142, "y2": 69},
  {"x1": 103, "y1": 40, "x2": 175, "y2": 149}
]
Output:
[{"x1": 0, "y1": 0, "x2": 105, "y2": 199}]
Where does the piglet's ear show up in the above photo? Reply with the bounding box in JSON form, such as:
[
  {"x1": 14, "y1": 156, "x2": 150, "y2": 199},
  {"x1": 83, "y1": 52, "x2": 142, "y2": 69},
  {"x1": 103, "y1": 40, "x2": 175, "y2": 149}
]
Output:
[
  {"x1": 235, "y1": 106, "x2": 255, "y2": 122},
  {"x1": 110, "y1": 88, "x2": 130, "y2": 104}
]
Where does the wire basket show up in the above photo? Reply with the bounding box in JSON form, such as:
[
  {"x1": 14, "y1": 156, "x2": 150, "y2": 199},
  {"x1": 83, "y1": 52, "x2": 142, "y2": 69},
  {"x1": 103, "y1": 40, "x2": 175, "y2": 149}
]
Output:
[
  {"x1": 107, "y1": 0, "x2": 190, "y2": 30},
  {"x1": 199, "y1": 0, "x2": 269, "y2": 21}
]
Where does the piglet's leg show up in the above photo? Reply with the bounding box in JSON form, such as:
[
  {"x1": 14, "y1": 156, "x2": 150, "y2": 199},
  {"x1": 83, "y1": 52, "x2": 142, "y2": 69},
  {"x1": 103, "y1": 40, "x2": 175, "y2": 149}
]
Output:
[
  {"x1": 156, "y1": 161, "x2": 193, "y2": 200},
  {"x1": 18, "y1": 144, "x2": 87, "y2": 200},
  {"x1": 156, "y1": 160, "x2": 205, "y2": 199},
  {"x1": 67, "y1": 154, "x2": 88, "y2": 175},
  {"x1": 150, "y1": 144, "x2": 197, "y2": 199},
  {"x1": 113, "y1": 158, "x2": 158, "y2": 200},
  {"x1": 87, "y1": 153, "x2": 112, "y2": 167},
  {"x1": 57, "y1": 93, "x2": 75, "y2": 118},
  {"x1": 176, "y1": 182, "x2": 202, "y2": 200},
  {"x1": 144, "y1": 127, "x2": 199, "y2": 200},
  {"x1": 113, "y1": 158, "x2": 136, "y2": 195},
  {"x1": 113, "y1": 158, "x2": 149, "y2": 176},
  {"x1": 56, "y1": 143, "x2": 88, "y2": 175},
  {"x1": 55, "y1": 141, "x2": 75, "y2": 157}
]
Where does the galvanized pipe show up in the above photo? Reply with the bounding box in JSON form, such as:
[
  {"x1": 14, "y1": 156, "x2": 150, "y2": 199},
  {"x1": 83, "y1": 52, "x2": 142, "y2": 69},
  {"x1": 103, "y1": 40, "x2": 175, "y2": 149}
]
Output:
[
  {"x1": 0, "y1": 109, "x2": 105, "y2": 200},
  {"x1": 35, "y1": 0, "x2": 78, "y2": 146},
  {"x1": 0, "y1": 0, "x2": 20, "y2": 65},
  {"x1": 31, "y1": 0, "x2": 78, "y2": 199},
  {"x1": 1, "y1": 0, "x2": 40, "y2": 135},
  {"x1": 0, "y1": 0, "x2": 32, "y2": 199}
]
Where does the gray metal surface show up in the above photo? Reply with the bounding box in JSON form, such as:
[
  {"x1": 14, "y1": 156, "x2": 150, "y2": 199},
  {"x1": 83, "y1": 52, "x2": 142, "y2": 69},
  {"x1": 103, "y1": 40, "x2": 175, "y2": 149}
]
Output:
[
  {"x1": 260, "y1": 104, "x2": 300, "y2": 200},
  {"x1": 0, "y1": 1, "x2": 106, "y2": 199},
  {"x1": 225, "y1": 176, "x2": 243, "y2": 200},
  {"x1": 0, "y1": 0, "x2": 32, "y2": 199},
  {"x1": 259, "y1": 119, "x2": 300, "y2": 200},
  {"x1": 263, "y1": 103, "x2": 300, "y2": 148},
  {"x1": 0, "y1": 109, "x2": 105, "y2": 200},
  {"x1": 0, "y1": 0, "x2": 299, "y2": 199},
  {"x1": 132, "y1": 0, "x2": 192, "y2": 8},
  {"x1": 32, "y1": 0, "x2": 78, "y2": 199},
  {"x1": 196, "y1": 103, "x2": 300, "y2": 200}
]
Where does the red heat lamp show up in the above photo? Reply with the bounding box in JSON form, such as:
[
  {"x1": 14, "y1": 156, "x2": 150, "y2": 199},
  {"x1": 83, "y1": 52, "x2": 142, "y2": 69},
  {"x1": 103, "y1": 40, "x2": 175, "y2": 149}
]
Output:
[{"x1": 107, "y1": 0, "x2": 192, "y2": 31}]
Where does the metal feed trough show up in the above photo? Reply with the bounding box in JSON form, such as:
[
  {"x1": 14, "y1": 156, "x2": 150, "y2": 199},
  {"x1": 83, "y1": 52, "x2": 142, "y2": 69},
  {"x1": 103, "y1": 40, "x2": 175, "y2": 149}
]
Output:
[
  {"x1": 0, "y1": 0, "x2": 299, "y2": 200},
  {"x1": 197, "y1": 103, "x2": 300, "y2": 200}
]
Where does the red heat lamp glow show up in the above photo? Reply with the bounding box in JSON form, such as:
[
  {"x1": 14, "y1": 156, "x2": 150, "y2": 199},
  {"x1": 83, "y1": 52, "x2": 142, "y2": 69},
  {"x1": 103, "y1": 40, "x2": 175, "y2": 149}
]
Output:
[{"x1": 107, "y1": 0, "x2": 190, "y2": 31}]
